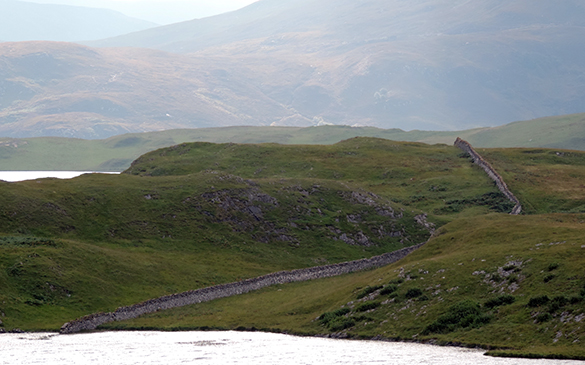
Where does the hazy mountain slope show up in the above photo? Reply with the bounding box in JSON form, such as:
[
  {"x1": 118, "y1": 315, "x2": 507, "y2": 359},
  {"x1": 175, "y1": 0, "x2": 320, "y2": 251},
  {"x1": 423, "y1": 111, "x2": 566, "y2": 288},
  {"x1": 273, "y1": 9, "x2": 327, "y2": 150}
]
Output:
[
  {"x1": 89, "y1": 0, "x2": 585, "y2": 53},
  {"x1": 2, "y1": 0, "x2": 585, "y2": 137},
  {"x1": 85, "y1": 0, "x2": 585, "y2": 131},
  {"x1": 0, "y1": 0, "x2": 157, "y2": 42},
  {"x1": 0, "y1": 42, "x2": 296, "y2": 138}
]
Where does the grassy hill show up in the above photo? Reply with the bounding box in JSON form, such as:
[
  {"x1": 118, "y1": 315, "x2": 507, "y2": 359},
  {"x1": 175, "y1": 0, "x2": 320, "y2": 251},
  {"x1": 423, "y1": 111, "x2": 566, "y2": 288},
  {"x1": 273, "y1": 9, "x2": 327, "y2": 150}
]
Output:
[
  {"x1": 110, "y1": 214, "x2": 585, "y2": 359},
  {"x1": 0, "y1": 139, "x2": 480, "y2": 327},
  {"x1": 0, "y1": 126, "x2": 461, "y2": 171},
  {"x1": 463, "y1": 113, "x2": 585, "y2": 151},
  {"x1": 0, "y1": 138, "x2": 584, "y2": 358},
  {"x1": 1, "y1": 112, "x2": 584, "y2": 172}
]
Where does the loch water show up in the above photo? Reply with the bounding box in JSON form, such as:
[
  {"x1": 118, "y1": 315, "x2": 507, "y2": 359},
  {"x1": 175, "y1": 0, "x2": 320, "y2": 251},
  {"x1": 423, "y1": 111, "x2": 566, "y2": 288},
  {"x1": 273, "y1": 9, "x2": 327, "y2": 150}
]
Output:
[
  {"x1": 0, "y1": 331, "x2": 581, "y2": 365},
  {"x1": 0, "y1": 171, "x2": 119, "y2": 182}
]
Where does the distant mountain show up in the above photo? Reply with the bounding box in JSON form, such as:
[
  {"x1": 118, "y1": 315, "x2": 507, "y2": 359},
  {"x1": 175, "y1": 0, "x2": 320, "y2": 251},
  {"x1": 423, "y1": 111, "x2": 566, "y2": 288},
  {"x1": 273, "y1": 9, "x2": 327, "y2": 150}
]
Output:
[
  {"x1": 0, "y1": 0, "x2": 157, "y2": 42},
  {"x1": 1, "y1": 113, "x2": 583, "y2": 172},
  {"x1": 90, "y1": 0, "x2": 585, "y2": 53},
  {"x1": 84, "y1": 0, "x2": 585, "y2": 131},
  {"x1": 0, "y1": 42, "x2": 295, "y2": 138},
  {"x1": 1, "y1": 0, "x2": 585, "y2": 138}
]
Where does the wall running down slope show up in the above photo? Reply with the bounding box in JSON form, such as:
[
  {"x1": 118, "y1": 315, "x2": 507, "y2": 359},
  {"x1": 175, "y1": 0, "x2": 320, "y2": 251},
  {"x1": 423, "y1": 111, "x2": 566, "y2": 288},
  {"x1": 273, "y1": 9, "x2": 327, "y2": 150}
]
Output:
[
  {"x1": 454, "y1": 138, "x2": 522, "y2": 215},
  {"x1": 60, "y1": 243, "x2": 424, "y2": 334}
]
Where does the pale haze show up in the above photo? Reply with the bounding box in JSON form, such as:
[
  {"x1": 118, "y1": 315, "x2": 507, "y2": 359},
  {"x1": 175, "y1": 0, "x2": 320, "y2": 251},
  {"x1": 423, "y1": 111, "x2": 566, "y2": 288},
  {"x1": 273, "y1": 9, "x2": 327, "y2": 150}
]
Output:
[{"x1": 25, "y1": 0, "x2": 259, "y2": 24}]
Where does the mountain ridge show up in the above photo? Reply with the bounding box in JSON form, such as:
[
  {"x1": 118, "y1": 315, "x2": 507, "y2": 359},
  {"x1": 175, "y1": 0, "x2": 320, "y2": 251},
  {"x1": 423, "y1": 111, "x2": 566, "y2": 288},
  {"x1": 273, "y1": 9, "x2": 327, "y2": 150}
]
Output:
[
  {"x1": 1, "y1": 0, "x2": 585, "y2": 137},
  {"x1": 0, "y1": 0, "x2": 157, "y2": 42}
]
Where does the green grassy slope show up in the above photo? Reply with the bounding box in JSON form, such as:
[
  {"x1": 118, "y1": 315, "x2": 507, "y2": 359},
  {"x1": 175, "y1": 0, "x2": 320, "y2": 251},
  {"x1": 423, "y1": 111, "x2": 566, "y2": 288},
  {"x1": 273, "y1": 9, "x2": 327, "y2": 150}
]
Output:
[
  {"x1": 100, "y1": 139, "x2": 585, "y2": 358},
  {"x1": 124, "y1": 138, "x2": 512, "y2": 216},
  {"x1": 110, "y1": 214, "x2": 585, "y2": 359},
  {"x1": 0, "y1": 126, "x2": 470, "y2": 171},
  {"x1": 2, "y1": 113, "x2": 584, "y2": 172},
  {"x1": 482, "y1": 148, "x2": 585, "y2": 214},
  {"x1": 463, "y1": 113, "x2": 585, "y2": 150},
  {"x1": 0, "y1": 139, "x2": 496, "y2": 331},
  {"x1": 1, "y1": 138, "x2": 584, "y2": 359}
]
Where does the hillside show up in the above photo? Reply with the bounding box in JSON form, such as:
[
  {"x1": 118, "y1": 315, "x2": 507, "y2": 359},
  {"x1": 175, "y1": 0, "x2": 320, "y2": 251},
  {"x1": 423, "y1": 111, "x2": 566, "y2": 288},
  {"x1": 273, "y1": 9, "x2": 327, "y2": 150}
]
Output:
[
  {"x1": 0, "y1": 138, "x2": 584, "y2": 358},
  {"x1": 89, "y1": 0, "x2": 585, "y2": 54},
  {"x1": 1, "y1": 113, "x2": 584, "y2": 172},
  {"x1": 0, "y1": 139, "x2": 510, "y2": 329},
  {"x1": 0, "y1": 125, "x2": 464, "y2": 171},
  {"x1": 111, "y1": 213, "x2": 585, "y2": 359},
  {"x1": 1, "y1": 0, "x2": 585, "y2": 138},
  {"x1": 0, "y1": 0, "x2": 157, "y2": 42},
  {"x1": 0, "y1": 42, "x2": 299, "y2": 138},
  {"x1": 89, "y1": 0, "x2": 585, "y2": 130},
  {"x1": 463, "y1": 113, "x2": 585, "y2": 150}
]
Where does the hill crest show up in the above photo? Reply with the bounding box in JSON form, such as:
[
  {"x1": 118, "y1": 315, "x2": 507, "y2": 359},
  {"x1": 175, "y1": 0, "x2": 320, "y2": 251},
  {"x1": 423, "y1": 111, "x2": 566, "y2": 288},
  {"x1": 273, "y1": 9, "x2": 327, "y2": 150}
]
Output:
[{"x1": 0, "y1": 0, "x2": 157, "y2": 42}]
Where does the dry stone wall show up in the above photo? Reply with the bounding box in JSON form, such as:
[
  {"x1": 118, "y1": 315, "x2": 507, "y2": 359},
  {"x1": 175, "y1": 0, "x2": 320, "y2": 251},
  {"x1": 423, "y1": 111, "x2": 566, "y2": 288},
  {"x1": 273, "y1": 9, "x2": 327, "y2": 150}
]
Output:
[
  {"x1": 454, "y1": 138, "x2": 522, "y2": 215},
  {"x1": 60, "y1": 243, "x2": 424, "y2": 334}
]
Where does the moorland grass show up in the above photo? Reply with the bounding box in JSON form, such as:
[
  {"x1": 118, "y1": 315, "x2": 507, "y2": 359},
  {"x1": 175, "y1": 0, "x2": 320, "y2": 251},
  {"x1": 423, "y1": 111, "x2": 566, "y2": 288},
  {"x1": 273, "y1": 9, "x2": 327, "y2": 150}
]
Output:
[
  {"x1": 104, "y1": 214, "x2": 585, "y2": 358},
  {"x1": 124, "y1": 138, "x2": 506, "y2": 217},
  {"x1": 482, "y1": 148, "x2": 585, "y2": 214},
  {"x1": 1, "y1": 138, "x2": 584, "y2": 359},
  {"x1": 2, "y1": 139, "x2": 474, "y2": 330},
  {"x1": 0, "y1": 126, "x2": 470, "y2": 171}
]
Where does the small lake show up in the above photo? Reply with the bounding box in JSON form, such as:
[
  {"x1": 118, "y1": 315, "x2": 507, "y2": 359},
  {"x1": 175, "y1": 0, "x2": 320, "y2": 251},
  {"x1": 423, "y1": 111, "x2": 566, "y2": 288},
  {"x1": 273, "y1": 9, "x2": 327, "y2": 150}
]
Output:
[
  {"x1": 0, "y1": 331, "x2": 580, "y2": 365},
  {"x1": 0, "y1": 171, "x2": 119, "y2": 182}
]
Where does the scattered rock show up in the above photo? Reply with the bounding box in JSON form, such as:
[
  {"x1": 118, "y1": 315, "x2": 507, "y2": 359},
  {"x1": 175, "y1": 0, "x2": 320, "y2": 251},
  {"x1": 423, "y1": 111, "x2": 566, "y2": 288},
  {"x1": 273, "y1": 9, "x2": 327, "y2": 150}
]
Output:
[
  {"x1": 355, "y1": 231, "x2": 370, "y2": 246},
  {"x1": 329, "y1": 332, "x2": 350, "y2": 339},
  {"x1": 42, "y1": 202, "x2": 69, "y2": 216},
  {"x1": 347, "y1": 191, "x2": 379, "y2": 206},
  {"x1": 346, "y1": 214, "x2": 362, "y2": 223},
  {"x1": 376, "y1": 208, "x2": 395, "y2": 217},
  {"x1": 339, "y1": 233, "x2": 356, "y2": 245},
  {"x1": 414, "y1": 214, "x2": 435, "y2": 234}
]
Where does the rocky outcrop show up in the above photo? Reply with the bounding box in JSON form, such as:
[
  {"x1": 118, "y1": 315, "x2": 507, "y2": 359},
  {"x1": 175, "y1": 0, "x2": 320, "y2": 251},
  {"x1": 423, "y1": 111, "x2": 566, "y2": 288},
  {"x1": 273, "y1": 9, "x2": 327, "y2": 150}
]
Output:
[
  {"x1": 454, "y1": 138, "x2": 522, "y2": 215},
  {"x1": 60, "y1": 243, "x2": 424, "y2": 334}
]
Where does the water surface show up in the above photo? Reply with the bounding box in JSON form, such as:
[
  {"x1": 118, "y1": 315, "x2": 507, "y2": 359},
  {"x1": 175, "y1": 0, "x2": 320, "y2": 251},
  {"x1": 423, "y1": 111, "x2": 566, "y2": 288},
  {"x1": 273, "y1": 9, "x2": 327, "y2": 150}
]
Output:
[
  {"x1": 0, "y1": 331, "x2": 580, "y2": 365},
  {"x1": 0, "y1": 171, "x2": 119, "y2": 182}
]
